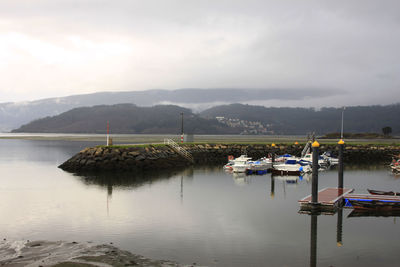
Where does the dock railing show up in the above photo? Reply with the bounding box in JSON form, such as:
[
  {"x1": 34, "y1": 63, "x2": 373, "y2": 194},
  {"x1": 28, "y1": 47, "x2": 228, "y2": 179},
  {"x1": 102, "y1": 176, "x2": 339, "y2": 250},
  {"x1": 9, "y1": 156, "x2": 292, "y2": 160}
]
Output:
[{"x1": 164, "y1": 138, "x2": 194, "y2": 163}]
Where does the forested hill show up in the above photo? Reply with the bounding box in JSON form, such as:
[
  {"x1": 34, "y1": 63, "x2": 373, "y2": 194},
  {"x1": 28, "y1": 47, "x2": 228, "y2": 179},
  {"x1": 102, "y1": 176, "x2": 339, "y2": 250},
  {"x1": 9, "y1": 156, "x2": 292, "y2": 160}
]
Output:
[
  {"x1": 199, "y1": 103, "x2": 400, "y2": 135},
  {"x1": 11, "y1": 103, "x2": 400, "y2": 135},
  {"x1": 12, "y1": 104, "x2": 240, "y2": 134}
]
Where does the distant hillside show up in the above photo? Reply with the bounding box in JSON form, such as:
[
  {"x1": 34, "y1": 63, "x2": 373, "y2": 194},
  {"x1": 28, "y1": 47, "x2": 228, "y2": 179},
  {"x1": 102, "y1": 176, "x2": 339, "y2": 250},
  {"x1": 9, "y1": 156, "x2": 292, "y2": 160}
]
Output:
[
  {"x1": 200, "y1": 103, "x2": 400, "y2": 135},
  {"x1": 0, "y1": 88, "x2": 334, "y2": 131},
  {"x1": 12, "y1": 103, "x2": 400, "y2": 135},
  {"x1": 12, "y1": 104, "x2": 240, "y2": 134}
]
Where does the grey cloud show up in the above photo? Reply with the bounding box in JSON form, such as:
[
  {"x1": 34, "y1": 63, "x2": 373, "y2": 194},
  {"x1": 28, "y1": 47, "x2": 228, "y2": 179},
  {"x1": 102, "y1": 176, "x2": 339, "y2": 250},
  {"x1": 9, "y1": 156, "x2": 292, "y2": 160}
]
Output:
[{"x1": 0, "y1": 0, "x2": 399, "y2": 106}]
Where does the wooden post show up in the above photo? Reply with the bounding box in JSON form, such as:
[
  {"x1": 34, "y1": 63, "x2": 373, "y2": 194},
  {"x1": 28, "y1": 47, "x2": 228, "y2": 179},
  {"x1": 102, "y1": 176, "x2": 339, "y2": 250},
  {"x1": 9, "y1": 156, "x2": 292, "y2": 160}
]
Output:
[
  {"x1": 271, "y1": 143, "x2": 276, "y2": 163},
  {"x1": 311, "y1": 141, "x2": 320, "y2": 205},
  {"x1": 338, "y1": 139, "x2": 344, "y2": 189}
]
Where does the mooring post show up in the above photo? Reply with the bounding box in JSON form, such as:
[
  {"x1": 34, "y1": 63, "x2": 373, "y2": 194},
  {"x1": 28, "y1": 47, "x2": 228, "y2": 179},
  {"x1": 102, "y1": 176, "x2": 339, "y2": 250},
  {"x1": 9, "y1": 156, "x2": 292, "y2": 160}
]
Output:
[
  {"x1": 338, "y1": 139, "x2": 344, "y2": 189},
  {"x1": 271, "y1": 143, "x2": 276, "y2": 163},
  {"x1": 311, "y1": 141, "x2": 320, "y2": 205}
]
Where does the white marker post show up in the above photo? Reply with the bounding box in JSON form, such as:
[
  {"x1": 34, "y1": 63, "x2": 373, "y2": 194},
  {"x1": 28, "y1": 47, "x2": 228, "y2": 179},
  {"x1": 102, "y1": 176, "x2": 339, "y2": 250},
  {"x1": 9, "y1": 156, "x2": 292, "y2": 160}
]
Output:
[{"x1": 106, "y1": 121, "x2": 110, "y2": 146}]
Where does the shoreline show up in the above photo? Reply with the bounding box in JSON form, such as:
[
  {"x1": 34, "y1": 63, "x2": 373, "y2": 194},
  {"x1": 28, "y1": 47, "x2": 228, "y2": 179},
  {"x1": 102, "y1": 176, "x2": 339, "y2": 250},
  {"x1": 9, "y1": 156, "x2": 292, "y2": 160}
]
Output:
[
  {"x1": 59, "y1": 143, "x2": 400, "y2": 173},
  {"x1": 1, "y1": 133, "x2": 399, "y2": 145}
]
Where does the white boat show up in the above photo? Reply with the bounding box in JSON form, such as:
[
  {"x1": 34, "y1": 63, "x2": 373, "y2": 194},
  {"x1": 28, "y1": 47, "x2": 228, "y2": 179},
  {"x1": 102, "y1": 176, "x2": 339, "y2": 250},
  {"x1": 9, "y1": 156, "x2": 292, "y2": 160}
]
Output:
[
  {"x1": 248, "y1": 157, "x2": 272, "y2": 172},
  {"x1": 391, "y1": 163, "x2": 400, "y2": 174},
  {"x1": 275, "y1": 154, "x2": 297, "y2": 163},
  {"x1": 225, "y1": 155, "x2": 252, "y2": 173},
  {"x1": 301, "y1": 153, "x2": 330, "y2": 168},
  {"x1": 272, "y1": 159, "x2": 311, "y2": 175},
  {"x1": 321, "y1": 151, "x2": 339, "y2": 166}
]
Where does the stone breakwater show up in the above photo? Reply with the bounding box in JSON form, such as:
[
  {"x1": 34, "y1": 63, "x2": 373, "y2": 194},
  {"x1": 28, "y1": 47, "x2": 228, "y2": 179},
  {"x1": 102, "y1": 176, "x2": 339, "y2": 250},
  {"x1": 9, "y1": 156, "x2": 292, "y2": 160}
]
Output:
[{"x1": 59, "y1": 143, "x2": 400, "y2": 172}]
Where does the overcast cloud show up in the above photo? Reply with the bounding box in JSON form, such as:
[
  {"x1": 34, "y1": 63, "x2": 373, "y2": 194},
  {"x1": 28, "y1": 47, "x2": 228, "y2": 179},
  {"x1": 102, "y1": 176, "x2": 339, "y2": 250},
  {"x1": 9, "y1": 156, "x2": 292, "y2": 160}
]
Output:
[{"x1": 0, "y1": 0, "x2": 399, "y2": 107}]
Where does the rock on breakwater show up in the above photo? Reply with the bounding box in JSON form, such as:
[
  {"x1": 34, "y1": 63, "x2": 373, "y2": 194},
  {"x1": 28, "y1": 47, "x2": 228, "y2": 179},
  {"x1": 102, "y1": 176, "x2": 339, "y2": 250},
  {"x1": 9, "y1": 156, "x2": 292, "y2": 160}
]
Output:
[
  {"x1": 59, "y1": 143, "x2": 400, "y2": 173},
  {"x1": 59, "y1": 145, "x2": 192, "y2": 172}
]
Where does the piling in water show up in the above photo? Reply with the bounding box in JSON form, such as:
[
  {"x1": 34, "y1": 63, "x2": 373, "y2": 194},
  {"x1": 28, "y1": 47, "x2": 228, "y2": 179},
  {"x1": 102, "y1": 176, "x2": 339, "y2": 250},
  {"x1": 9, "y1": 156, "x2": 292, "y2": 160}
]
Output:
[
  {"x1": 338, "y1": 139, "x2": 344, "y2": 189},
  {"x1": 311, "y1": 141, "x2": 320, "y2": 205}
]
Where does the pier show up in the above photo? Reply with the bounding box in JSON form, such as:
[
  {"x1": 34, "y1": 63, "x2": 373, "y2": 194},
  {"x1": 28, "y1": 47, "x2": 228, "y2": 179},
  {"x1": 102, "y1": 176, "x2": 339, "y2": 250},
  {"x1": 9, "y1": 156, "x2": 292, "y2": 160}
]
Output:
[
  {"x1": 298, "y1": 139, "x2": 354, "y2": 213},
  {"x1": 299, "y1": 187, "x2": 354, "y2": 212}
]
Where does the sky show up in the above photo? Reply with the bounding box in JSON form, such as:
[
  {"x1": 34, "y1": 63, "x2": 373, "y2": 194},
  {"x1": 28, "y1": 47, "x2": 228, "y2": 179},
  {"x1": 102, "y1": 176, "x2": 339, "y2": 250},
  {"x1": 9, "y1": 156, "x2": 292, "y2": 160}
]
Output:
[{"x1": 0, "y1": 0, "x2": 399, "y2": 107}]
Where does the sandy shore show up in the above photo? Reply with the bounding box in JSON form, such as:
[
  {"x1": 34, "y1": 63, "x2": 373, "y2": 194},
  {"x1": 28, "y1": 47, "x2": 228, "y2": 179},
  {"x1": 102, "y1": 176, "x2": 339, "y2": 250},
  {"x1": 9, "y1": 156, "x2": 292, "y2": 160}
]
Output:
[{"x1": 0, "y1": 240, "x2": 201, "y2": 267}]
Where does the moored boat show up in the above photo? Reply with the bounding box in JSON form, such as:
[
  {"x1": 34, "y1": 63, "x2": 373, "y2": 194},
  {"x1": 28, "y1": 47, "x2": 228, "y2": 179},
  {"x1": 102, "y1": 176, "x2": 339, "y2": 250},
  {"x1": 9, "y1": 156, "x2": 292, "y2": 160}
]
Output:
[
  {"x1": 345, "y1": 194, "x2": 400, "y2": 210},
  {"x1": 271, "y1": 159, "x2": 311, "y2": 175},
  {"x1": 223, "y1": 155, "x2": 252, "y2": 172},
  {"x1": 347, "y1": 198, "x2": 400, "y2": 210},
  {"x1": 367, "y1": 189, "x2": 400, "y2": 196},
  {"x1": 231, "y1": 155, "x2": 252, "y2": 173}
]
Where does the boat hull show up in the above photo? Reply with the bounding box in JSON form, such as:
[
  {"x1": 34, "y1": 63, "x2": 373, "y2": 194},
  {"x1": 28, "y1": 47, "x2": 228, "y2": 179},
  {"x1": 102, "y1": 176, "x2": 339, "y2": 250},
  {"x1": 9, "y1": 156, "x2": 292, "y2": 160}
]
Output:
[
  {"x1": 367, "y1": 189, "x2": 400, "y2": 196},
  {"x1": 271, "y1": 169, "x2": 300, "y2": 176},
  {"x1": 348, "y1": 199, "x2": 400, "y2": 210}
]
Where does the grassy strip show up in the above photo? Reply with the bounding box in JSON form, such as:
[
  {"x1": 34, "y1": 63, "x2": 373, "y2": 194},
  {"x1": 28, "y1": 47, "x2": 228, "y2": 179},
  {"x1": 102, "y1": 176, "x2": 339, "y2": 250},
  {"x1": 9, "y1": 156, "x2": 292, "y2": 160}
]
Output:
[{"x1": 98, "y1": 141, "x2": 400, "y2": 148}]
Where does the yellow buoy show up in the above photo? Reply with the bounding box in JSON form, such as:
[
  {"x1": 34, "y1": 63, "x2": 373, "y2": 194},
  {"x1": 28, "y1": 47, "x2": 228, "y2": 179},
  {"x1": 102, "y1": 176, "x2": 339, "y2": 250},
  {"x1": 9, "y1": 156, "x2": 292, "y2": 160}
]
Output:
[
  {"x1": 338, "y1": 139, "x2": 345, "y2": 145},
  {"x1": 312, "y1": 140, "x2": 320, "y2": 147}
]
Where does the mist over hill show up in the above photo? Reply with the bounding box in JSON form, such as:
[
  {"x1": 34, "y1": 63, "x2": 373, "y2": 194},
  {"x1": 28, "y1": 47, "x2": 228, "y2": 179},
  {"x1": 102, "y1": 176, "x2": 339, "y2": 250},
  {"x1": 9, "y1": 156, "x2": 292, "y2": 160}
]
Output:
[
  {"x1": 0, "y1": 88, "x2": 335, "y2": 132},
  {"x1": 12, "y1": 104, "x2": 239, "y2": 134},
  {"x1": 200, "y1": 103, "x2": 400, "y2": 135},
  {"x1": 12, "y1": 103, "x2": 400, "y2": 135}
]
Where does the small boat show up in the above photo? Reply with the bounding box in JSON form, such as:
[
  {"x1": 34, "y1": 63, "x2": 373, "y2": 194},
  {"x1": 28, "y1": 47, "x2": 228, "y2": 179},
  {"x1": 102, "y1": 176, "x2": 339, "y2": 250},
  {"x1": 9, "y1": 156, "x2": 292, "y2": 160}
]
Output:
[
  {"x1": 321, "y1": 151, "x2": 339, "y2": 166},
  {"x1": 271, "y1": 159, "x2": 311, "y2": 175},
  {"x1": 247, "y1": 157, "x2": 272, "y2": 173},
  {"x1": 301, "y1": 153, "x2": 330, "y2": 168},
  {"x1": 367, "y1": 189, "x2": 400, "y2": 196},
  {"x1": 274, "y1": 154, "x2": 297, "y2": 163},
  {"x1": 223, "y1": 155, "x2": 251, "y2": 172},
  {"x1": 347, "y1": 198, "x2": 400, "y2": 210},
  {"x1": 391, "y1": 165, "x2": 400, "y2": 174},
  {"x1": 345, "y1": 193, "x2": 400, "y2": 210},
  {"x1": 231, "y1": 155, "x2": 252, "y2": 173}
]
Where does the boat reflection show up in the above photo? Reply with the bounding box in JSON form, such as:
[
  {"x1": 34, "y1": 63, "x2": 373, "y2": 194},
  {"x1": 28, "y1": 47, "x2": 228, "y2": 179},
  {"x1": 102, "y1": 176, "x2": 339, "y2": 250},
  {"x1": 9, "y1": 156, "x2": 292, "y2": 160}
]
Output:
[
  {"x1": 232, "y1": 172, "x2": 252, "y2": 185},
  {"x1": 272, "y1": 173, "x2": 312, "y2": 184},
  {"x1": 348, "y1": 209, "x2": 400, "y2": 218}
]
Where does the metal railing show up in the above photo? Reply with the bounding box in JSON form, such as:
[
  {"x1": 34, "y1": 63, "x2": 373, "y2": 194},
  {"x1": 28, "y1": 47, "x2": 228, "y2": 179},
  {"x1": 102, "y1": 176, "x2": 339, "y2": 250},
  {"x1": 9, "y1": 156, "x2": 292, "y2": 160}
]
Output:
[
  {"x1": 164, "y1": 139, "x2": 194, "y2": 163},
  {"x1": 301, "y1": 142, "x2": 311, "y2": 158}
]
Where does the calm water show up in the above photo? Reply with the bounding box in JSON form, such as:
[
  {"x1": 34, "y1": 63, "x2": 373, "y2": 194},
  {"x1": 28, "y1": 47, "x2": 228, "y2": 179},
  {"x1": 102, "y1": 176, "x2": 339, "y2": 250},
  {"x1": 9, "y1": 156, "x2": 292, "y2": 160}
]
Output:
[{"x1": 0, "y1": 139, "x2": 400, "y2": 266}]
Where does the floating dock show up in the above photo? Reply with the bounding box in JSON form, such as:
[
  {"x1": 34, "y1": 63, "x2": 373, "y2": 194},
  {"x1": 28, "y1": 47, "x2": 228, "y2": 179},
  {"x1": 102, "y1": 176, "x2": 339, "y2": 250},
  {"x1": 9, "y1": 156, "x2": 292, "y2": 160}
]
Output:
[{"x1": 299, "y1": 187, "x2": 354, "y2": 212}]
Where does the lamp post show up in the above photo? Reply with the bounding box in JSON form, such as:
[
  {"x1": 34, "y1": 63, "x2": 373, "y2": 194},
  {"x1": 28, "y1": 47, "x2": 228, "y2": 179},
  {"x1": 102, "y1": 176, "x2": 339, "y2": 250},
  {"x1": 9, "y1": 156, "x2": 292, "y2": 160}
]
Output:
[
  {"x1": 180, "y1": 112, "x2": 184, "y2": 143},
  {"x1": 106, "y1": 121, "x2": 110, "y2": 146},
  {"x1": 340, "y1": 107, "x2": 345, "y2": 139}
]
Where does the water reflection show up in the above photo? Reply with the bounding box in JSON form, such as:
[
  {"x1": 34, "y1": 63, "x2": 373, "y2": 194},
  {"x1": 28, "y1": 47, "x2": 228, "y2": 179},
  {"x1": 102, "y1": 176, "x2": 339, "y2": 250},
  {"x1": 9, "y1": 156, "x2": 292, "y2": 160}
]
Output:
[
  {"x1": 232, "y1": 172, "x2": 251, "y2": 185},
  {"x1": 348, "y1": 209, "x2": 400, "y2": 218},
  {"x1": 308, "y1": 208, "x2": 344, "y2": 267},
  {"x1": 310, "y1": 213, "x2": 318, "y2": 267},
  {"x1": 74, "y1": 167, "x2": 195, "y2": 191}
]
